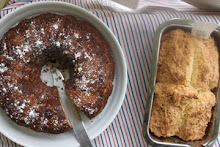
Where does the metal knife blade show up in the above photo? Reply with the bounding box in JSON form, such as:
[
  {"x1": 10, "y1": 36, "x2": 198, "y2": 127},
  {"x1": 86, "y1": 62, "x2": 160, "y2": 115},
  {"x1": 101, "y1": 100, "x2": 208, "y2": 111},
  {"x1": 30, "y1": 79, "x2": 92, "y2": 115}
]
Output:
[{"x1": 52, "y1": 68, "x2": 93, "y2": 147}]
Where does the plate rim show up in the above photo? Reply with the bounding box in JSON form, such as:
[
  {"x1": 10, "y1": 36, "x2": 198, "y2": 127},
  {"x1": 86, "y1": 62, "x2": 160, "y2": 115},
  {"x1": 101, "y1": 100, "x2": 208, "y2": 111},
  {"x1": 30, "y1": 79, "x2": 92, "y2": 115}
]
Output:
[{"x1": 0, "y1": 1, "x2": 127, "y2": 146}]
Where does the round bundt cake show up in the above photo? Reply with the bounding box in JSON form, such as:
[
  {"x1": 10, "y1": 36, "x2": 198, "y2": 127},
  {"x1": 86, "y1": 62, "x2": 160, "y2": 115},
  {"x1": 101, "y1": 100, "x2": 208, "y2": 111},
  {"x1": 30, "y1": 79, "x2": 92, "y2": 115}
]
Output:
[{"x1": 0, "y1": 13, "x2": 115, "y2": 133}]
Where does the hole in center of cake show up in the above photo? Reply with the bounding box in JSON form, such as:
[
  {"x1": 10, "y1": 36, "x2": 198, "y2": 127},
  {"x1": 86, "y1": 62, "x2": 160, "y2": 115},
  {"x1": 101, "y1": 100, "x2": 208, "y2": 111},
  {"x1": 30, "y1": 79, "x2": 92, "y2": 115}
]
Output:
[{"x1": 40, "y1": 61, "x2": 70, "y2": 87}]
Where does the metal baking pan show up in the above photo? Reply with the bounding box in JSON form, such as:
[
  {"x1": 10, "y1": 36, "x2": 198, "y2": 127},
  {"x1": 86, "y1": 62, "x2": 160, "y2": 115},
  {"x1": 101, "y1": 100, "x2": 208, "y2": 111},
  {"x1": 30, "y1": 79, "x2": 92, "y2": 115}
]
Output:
[{"x1": 142, "y1": 19, "x2": 220, "y2": 147}]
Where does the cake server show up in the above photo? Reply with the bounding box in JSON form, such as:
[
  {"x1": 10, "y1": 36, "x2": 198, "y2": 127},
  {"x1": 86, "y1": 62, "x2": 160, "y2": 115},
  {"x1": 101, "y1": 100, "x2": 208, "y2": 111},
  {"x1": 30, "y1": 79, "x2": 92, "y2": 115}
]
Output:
[{"x1": 52, "y1": 68, "x2": 93, "y2": 147}]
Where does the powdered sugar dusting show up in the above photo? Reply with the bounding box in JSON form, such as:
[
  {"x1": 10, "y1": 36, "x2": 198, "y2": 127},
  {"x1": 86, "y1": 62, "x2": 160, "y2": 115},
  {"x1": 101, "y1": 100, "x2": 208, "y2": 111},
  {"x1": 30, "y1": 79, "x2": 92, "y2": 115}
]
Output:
[
  {"x1": 3, "y1": 54, "x2": 14, "y2": 61},
  {"x1": 14, "y1": 99, "x2": 30, "y2": 113},
  {"x1": 83, "y1": 105, "x2": 97, "y2": 115},
  {"x1": 43, "y1": 118, "x2": 48, "y2": 125},
  {"x1": 53, "y1": 120, "x2": 59, "y2": 126},
  {"x1": 3, "y1": 43, "x2": 6, "y2": 50},
  {"x1": 63, "y1": 50, "x2": 69, "y2": 54},
  {"x1": 29, "y1": 108, "x2": 39, "y2": 118},
  {"x1": 36, "y1": 40, "x2": 43, "y2": 47},
  {"x1": 23, "y1": 44, "x2": 30, "y2": 52},
  {"x1": 75, "y1": 73, "x2": 98, "y2": 96},
  {"x1": 15, "y1": 47, "x2": 25, "y2": 59},
  {"x1": 75, "y1": 52, "x2": 81, "y2": 60},
  {"x1": 74, "y1": 33, "x2": 79, "y2": 38},
  {"x1": 74, "y1": 98, "x2": 82, "y2": 105},
  {"x1": 84, "y1": 52, "x2": 92, "y2": 61},
  {"x1": 0, "y1": 63, "x2": 8, "y2": 73},
  {"x1": 23, "y1": 106, "x2": 40, "y2": 125},
  {"x1": 53, "y1": 24, "x2": 58, "y2": 30},
  {"x1": 0, "y1": 87, "x2": 7, "y2": 96},
  {"x1": 78, "y1": 67, "x2": 82, "y2": 72},
  {"x1": 56, "y1": 41, "x2": 60, "y2": 47},
  {"x1": 41, "y1": 28, "x2": 45, "y2": 34},
  {"x1": 12, "y1": 45, "x2": 31, "y2": 63}
]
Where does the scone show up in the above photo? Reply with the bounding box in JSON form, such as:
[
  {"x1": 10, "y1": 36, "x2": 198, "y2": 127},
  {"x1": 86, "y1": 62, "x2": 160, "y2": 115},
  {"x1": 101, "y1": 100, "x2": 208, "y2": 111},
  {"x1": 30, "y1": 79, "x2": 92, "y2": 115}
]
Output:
[
  {"x1": 150, "y1": 29, "x2": 219, "y2": 141},
  {"x1": 150, "y1": 83, "x2": 216, "y2": 141},
  {"x1": 157, "y1": 29, "x2": 195, "y2": 86},
  {"x1": 190, "y1": 37, "x2": 219, "y2": 90},
  {"x1": 157, "y1": 29, "x2": 219, "y2": 90}
]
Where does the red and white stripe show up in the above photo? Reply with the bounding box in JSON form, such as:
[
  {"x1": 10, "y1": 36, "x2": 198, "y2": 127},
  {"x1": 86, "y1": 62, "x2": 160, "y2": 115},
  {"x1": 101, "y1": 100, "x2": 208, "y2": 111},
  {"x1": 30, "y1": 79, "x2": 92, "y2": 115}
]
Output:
[{"x1": 0, "y1": 0, "x2": 220, "y2": 147}]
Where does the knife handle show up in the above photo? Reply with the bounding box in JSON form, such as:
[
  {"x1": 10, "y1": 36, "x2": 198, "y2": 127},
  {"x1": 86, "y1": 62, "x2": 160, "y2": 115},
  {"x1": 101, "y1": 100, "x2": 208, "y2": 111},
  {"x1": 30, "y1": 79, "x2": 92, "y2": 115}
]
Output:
[{"x1": 66, "y1": 98, "x2": 93, "y2": 147}]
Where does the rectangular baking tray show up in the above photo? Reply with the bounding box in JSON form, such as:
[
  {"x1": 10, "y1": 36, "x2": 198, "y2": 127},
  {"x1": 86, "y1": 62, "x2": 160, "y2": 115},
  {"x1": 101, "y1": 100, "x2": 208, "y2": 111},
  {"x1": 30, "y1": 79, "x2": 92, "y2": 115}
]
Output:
[{"x1": 142, "y1": 19, "x2": 220, "y2": 147}]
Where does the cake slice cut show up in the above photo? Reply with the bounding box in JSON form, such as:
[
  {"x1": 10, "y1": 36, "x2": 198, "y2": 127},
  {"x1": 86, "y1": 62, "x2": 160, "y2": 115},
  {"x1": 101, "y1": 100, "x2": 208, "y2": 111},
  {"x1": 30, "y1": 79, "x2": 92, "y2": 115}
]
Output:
[{"x1": 0, "y1": 13, "x2": 114, "y2": 133}]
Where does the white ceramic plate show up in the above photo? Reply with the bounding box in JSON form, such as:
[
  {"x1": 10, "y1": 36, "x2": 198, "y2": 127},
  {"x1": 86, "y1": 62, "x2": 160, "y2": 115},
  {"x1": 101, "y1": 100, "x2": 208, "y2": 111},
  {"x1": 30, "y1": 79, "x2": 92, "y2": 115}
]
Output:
[{"x1": 0, "y1": 2, "x2": 127, "y2": 147}]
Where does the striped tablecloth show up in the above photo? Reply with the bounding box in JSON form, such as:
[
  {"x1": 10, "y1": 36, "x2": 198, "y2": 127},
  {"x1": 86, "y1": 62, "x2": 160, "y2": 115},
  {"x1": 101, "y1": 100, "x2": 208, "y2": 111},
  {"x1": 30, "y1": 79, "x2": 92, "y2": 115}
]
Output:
[{"x1": 1, "y1": 0, "x2": 220, "y2": 147}]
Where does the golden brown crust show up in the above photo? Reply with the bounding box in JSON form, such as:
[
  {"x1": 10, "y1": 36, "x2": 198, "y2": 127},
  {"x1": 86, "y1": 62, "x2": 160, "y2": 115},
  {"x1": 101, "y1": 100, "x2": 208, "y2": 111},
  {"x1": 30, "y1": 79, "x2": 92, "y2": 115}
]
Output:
[
  {"x1": 157, "y1": 29, "x2": 194, "y2": 86},
  {"x1": 150, "y1": 83, "x2": 216, "y2": 141},
  {"x1": 190, "y1": 37, "x2": 219, "y2": 90},
  {"x1": 0, "y1": 13, "x2": 114, "y2": 133},
  {"x1": 157, "y1": 29, "x2": 219, "y2": 90},
  {"x1": 150, "y1": 29, "x2": 218, "y2": 141}
]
